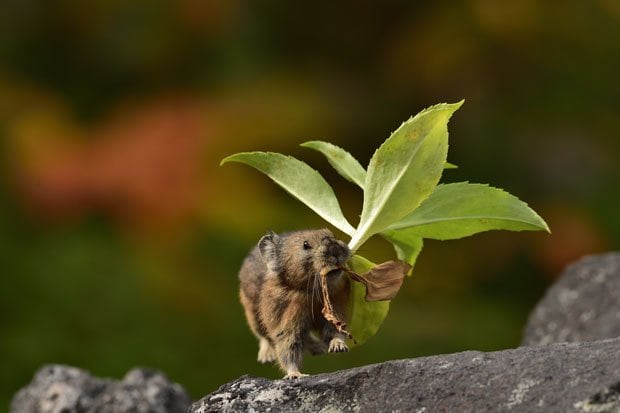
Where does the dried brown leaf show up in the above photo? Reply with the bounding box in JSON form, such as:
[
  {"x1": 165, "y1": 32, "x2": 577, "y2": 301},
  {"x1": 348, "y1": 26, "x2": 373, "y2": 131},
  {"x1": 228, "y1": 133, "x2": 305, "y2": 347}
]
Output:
[
  {"x1": 319, "y1": 269, "x2": 355, "y2": 342},
  {"x1": 347, "y1": 260, "x2": 411, "y2": 301}
]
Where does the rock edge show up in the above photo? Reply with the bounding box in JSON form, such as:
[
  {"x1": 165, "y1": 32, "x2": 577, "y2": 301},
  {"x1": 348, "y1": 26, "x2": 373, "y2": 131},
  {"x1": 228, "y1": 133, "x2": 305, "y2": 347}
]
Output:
[
  {"x1": 11, "y1": 364, "x2": 191, "y2": 413},
  {"x1": 192, "y1": 337, "x2": 620, "y2": 413}
]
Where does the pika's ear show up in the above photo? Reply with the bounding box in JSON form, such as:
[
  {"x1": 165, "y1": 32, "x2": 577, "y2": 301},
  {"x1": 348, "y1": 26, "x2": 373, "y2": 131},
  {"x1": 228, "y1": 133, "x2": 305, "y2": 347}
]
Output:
[{"x1": 258, "y1": 231, "x2": 279, "y2": 269}]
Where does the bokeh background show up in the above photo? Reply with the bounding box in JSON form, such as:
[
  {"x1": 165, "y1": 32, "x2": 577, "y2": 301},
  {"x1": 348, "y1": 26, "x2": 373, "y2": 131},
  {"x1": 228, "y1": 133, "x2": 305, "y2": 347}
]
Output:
[{"x1": 2, "y1": 0, "x2": 620, "y2": 406}]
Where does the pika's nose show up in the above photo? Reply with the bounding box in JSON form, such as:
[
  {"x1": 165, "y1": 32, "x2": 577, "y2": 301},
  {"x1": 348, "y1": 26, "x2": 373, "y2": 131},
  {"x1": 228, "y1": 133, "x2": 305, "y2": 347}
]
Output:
[{"x1": 325, "y1": 240, "x2": 350, "y2": 265}]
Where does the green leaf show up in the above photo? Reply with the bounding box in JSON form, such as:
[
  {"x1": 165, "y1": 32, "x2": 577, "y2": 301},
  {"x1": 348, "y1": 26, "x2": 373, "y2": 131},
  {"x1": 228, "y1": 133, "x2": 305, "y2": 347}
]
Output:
[
  {"x1": 387, "y1": 182, "x2": 550, "y2": 239},
  {"x1": 347, "y1": 255, "x2": 390, "y2": 346},
  {"x1": 381, "y1": 231, "x2": 423, "y2": 275},
  {"x1": 301, "y1": 141, "x2": 367, "y2": 189},
  {"x1": 221, "y1": 152, "x2": 355, "y2": 235},
  {"x1": 349, "y1": 101, "x2": 464, "y2": 250},
  {"x1": 302, "y1": 141, "x2": 455, "y2": 190}
]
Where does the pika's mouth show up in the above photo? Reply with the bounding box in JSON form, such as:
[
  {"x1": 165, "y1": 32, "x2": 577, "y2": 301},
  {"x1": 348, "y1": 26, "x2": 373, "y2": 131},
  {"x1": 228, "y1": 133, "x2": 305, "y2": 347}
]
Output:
[
  {"x1": 324, "y1": 241, "x2": 350, "y2": 267},
  {"x1": 320, "y1": 266, "x2": 344, "y2": 278}
]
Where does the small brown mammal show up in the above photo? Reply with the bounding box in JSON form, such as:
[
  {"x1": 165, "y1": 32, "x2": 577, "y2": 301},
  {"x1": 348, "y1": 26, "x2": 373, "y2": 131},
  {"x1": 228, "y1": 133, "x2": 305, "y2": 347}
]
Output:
[{"x1": 239, "y1": 229, "x2": 351, "y2": 379}]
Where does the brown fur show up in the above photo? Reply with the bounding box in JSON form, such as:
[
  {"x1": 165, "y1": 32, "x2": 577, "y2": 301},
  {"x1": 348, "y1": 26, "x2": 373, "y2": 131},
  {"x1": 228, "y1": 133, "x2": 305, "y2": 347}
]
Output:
[{"x1": 238, "y1": 229, "x2": 350, "y2": 379}]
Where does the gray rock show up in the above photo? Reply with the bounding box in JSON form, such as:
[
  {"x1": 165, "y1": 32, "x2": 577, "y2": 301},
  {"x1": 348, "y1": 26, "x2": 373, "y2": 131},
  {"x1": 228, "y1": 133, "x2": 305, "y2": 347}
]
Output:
[
  {"x1": 11, "y1": 364, "x2": 191, "y2": 413},
  {"x1": 522, "y1": 252, "x2": 620, "y2": 346},
  {"x1": 191, "y1": 337, "x2": 620, "y2": 413}
]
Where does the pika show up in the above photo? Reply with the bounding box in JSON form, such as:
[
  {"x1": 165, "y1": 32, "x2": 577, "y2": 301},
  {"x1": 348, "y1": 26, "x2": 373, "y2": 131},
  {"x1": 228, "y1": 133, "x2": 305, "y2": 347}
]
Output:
[{"x1": 239, "y1": 228, "x2": 351, "y2": 379}]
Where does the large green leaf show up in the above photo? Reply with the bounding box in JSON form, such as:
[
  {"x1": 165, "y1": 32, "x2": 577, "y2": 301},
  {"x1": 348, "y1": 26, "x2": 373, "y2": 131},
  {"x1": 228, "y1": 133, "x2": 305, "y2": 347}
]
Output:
[
  {"x1": 387, "y1": 182, "x2": 550, "y2": 240},
  {"x1": 302, "y1": 140, "x2": 456, "y2": 191},
  {"x1": 349, "y1": 102, "x2": 463, "y2": 250},
  {"x1": 301, "y1": 141, "x2": 366, "y2": 189},
  {"x1": 381, "y1": 231, "x2": 423, "y2": 275},
  {"x1": 346, "y1": 255, "x2": 390, "y2": 346},
  {"x1": 221, "y1": 152, "x2": 355, "y2": 235}
]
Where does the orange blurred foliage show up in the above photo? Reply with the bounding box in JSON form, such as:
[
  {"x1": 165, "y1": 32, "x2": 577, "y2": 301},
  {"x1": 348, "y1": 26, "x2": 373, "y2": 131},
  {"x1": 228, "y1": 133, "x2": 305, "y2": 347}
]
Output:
[{"x1": 11, "y1": 98, "x2": 209, "y2": 232}]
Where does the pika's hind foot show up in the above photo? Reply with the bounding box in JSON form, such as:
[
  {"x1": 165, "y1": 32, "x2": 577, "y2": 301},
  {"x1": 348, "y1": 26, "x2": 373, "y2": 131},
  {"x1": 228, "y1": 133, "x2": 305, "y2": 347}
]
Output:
[
  {"x1": 257, "y1": 338, "x2": 276, "y2": 363},
  {"x1": 283, "y1": 371, "x2": 308, "y2": 380},
  {"x1": 328, "y1": 337, "x2": 349, "y2": 353}
]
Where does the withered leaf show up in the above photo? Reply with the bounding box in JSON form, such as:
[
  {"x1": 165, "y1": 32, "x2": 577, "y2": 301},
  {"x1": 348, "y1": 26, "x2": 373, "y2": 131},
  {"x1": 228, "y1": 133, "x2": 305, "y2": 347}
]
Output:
[
  {"x1": 319, "y1": 269, "x2": 355, "y2": 342},
  {"x1": 347, "y1": 260, "x2": 411, "y2": 301}
]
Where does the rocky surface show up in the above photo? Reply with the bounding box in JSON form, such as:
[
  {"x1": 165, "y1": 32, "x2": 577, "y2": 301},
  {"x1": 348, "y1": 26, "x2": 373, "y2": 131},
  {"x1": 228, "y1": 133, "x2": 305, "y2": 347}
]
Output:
[
  {"x1": 522, "y1": 252, "x2": 620, "y2": 346},
  {"x1": 192, "y1": 337, "x2": 620, "y2": 413},
  {"x1": 11, "y1": 365, "x2": 191, "y2": 413}
]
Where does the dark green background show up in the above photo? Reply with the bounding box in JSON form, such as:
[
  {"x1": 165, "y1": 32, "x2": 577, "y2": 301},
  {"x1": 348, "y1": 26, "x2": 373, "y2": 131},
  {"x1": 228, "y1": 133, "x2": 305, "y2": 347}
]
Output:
[{"x1": 2, "y1": 0, "x2": 619, "y2": 407}]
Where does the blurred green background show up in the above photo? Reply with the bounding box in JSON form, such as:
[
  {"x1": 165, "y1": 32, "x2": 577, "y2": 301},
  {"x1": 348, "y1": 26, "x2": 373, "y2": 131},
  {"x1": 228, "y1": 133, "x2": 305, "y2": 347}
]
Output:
[{"x1": 2, "y1": 0, "x2": 620, "y2": 407}]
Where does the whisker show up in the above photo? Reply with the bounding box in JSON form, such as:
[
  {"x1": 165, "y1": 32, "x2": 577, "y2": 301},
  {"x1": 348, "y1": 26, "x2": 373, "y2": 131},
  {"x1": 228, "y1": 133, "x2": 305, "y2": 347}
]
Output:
[
  {"x1": 310, "y1": 278, "x2": 315, "y2": 322},
  {"x1": 306, "y1": 270, "x2": 314, "y2": 322},
  {"x1": 311, "y1": 274, "x2": 320, "y2": 321}
]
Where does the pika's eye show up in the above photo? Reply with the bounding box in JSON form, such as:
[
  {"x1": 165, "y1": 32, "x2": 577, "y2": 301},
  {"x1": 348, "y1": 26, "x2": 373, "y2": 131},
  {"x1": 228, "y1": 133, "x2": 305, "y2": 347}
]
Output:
[{"x1": 303, "y1": 241, "x2": 312, "y2": 250}]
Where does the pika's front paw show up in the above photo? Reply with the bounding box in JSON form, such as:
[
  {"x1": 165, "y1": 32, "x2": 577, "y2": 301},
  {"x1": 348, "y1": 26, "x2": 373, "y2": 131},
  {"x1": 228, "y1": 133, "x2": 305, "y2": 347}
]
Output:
[
  {"x1": 283, "y1": 371, "x2": 308, "y2": 380},
  {"x1": 328, "y1": 337, "x2": 349, "y2": 353}
]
